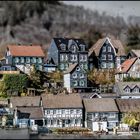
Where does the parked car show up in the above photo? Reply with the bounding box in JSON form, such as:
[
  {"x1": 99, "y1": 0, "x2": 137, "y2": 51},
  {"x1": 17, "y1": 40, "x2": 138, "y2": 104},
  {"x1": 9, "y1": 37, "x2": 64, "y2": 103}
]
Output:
[{"x1": 38, "y1": 126, "x2": 52, "y2": 134}]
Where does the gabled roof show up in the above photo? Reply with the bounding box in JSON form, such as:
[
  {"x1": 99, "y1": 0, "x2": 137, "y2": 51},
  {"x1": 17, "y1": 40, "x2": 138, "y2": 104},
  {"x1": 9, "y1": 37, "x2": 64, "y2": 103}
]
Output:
[
  {"x1": 64, "y1": 63, "x2": 78, "y2": 74},
  {"x1": 7, "y1": 45, "x2": 45, "y2": 57},
  {"x1": 117, "y1": 58, "x2": 137, "y2": 73},
  {"x1": 41, "y1": 93, "x2": 83, "y2": 109},
  {"x1": 83, "y1": 98, "x2": 119, "y2": 112},
  {"x1": 89, "y1": 37, "x2": 126, "y2": 56},
  {"x1": 17, "y1": 107, "x2": 43, "y2": 119},
  {"x1": 53, "y1": 38, "x2": 87, "y2": 50},
  {"x1": 10, "y1": 96, "x2": 41, "y2": 108},
  {"x1": 116, "y1": 99, "x2": 140, "y2": 112}
]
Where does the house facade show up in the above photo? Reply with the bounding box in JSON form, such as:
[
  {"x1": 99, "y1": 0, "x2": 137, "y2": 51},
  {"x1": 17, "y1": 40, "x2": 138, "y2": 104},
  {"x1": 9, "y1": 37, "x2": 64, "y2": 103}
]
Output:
[
  {"x1": 4, "y1": 45, "x2": 45, "y2": 74},
  {"x1": 42, "y1": 94, "x2": 83, "y2": 128},
  {"x1": 83, "y1": 98, "x2": 119, "y2": 131},
  {"x1": 88, "y1": 37, "x2": 126, "y2": 70},
  {"x1": 116, "y1": 99, "x2": 140, "y2": 131},
  {"x1": 64, "y1": 63, "x2": 87, "y2": 93},
  {"x1": 9, "y1": 96, "x2": 43, "y2": 128},
  {"x1": 47, "y1": 38, "x2": 88, "y2": 71},
  {"x1": 115, "y1": 57, "x2": 140, "y2": 81},
  {"x1": 114, "y1": 82, "x2": 140, "y2": 99}
]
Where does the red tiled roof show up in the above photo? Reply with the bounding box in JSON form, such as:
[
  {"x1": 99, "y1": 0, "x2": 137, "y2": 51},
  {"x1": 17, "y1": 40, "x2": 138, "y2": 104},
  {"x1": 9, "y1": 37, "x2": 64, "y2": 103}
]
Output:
[
  {"x1": 7, "y1": 45, "x2": 45, "y2": 57},
  {"x1": 118, "y1": 58, "x2": 137, "y2": 73}
]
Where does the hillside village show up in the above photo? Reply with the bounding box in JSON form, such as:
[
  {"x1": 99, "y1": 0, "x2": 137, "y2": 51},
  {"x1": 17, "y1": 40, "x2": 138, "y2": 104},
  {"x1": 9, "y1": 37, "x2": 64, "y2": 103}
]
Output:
[{"x1": 0, "y1": 34, "x2": 140, "y2": 135}]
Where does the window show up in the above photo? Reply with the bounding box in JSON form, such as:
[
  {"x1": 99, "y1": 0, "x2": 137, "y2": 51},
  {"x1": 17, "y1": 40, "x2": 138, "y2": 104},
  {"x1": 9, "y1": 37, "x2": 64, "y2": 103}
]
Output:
[
  {"x1": 46, "y1": 110, "x2": 50, "y2": 114},
  {"x1": 101, "y1": 62, "x2": 106, "y2": 68},
  {"x1": 62, "y1": 109, "x2": 65, "y2": 114},
  {"x1": 57, "y1": 120, "x2": 60, "y2": 125},
  {"x1": 102, "y1": 47, "x2": 106, "y2": 52},
  {"x1": 80, "y1": 44, "x2": 85, "y2": 51},
  {"x1": 76, "y1": 109, "x2": 80, "y2": 114},
  {"x1": 108, "y1": 55, "x2": 113, "y2": 60},
  {"x1": 95, "y1": 113, "x2": 99, "y2": 118},
  {"x1": 72, "y1": 73, "x2": 77, "y2": 78},
  {"x1": 60, "y1": 54, "x2": 64, "y2": 61},
  {"x1": 60, "y1": 63, "x2": 65, "y2": 70},
  {"x1": 79, "y1": 80, "x2": 85, "y2": 86},
  {"x1": 75, "y1": 119, "x2": 78, "y2": 125},
  {"x1": 108, "y1": 46, "x2": 111, "y2": 52},
  {"x1": 20, "y1": 57, "x2": 24, "y2": 63},
  {"x1": 80, "y1": 55, "x2": 87, "y2": 62},
  {"x1": 101, "y1": 55, "x2": 106, "y2": 60},
  {"x1": 65, "y1": 63, "x2": 69, "y2": 69},
  {"x1": 53, "y1": 110, "x2": 56, "y2": 114},
  {"x1": 108, "y1": 113, "x2": 116, "y2": 118},
  {"x1": 73, "y1": 81, "x2": 78, "y2": 86},
  {"x1": 133, "y1": 87, "x2": 139, "y2": 93},
  {"x1": 108, "y1": 63, "x2": 114, "y2": 68},
  {"x1": 38, "y1": 58, "x2": 42, "y2": 63},
  {"x1": 70, "y1": 45, "x2": 77, "y2": 52},
  {"x1": 60, "y1": 44, "x2": 66, "y2": 51},
  {"x1": 15, "y1": 57, "x2": 19, "y2": 63},
  {"x1": 79, "y1": 73, "x2": 84, "y2": 78},
  {"x1": 58, "y1": 110, "x2": 61, "y2": 114},
  {"x1": 38, "y1": 65, "x2": 42, "y2": 71},
  {"x1": 26, "y1": 57, "x2": 30, "y2": 63},
  {"x1": 76, "y1": 67, "x2": 80, "y2": 71},
  {"x1": 70, "y1": 54, "x2": 77, "y2": 61},
  {"x1": 124, "y1": 87, "x2": 131, "y2": 93},
  {"x1": 70, "y1": 109, "x2": 74, "y2": 114},
  {"x1": 32, "y1": 57, "x2": 36, "y2": 63},
  {"x1": 50, "y1": 120, "x2": 53, "y2": 125}
]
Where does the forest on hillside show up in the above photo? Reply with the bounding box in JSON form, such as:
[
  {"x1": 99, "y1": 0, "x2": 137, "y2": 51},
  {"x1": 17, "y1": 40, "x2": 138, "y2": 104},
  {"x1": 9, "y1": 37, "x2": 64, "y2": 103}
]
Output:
[{"x1": 0, "y1": 1, "x2": 139, "y2": 58}]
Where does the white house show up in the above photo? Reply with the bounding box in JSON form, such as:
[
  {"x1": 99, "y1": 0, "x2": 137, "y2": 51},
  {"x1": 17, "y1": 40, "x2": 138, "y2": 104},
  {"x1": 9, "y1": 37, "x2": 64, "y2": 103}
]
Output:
[{"x1": 41, "y1": 93, "x2": 83, "y2": 128}]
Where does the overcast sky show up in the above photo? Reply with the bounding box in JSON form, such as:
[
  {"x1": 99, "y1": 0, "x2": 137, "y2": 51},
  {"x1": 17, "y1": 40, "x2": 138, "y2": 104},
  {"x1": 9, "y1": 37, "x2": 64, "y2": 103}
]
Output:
[{"x1": 63, "y1": 1, "x2": 140, "y2": 20}]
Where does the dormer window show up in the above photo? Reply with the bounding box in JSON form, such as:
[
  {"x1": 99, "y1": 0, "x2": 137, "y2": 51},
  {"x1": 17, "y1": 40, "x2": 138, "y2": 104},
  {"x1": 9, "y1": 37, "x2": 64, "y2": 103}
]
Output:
[
  {"x1": 124, "y1": 86, "x2": 131, "y2": 93},
  {"x1": 80, "y1": 44, "x2": 85, "y2": 51},
  {"x1": 70, "y1": 45, "x2": 77, "y2": 52},
  {"x1": 133, "y1": 86, "x2": 139, "y2": 93},
  {"x1": 60, "y1": 44, "x2": 66, "y2": 51},
  {"x1": 76, "y1": 67, "x2": 80, "y2": 71}
]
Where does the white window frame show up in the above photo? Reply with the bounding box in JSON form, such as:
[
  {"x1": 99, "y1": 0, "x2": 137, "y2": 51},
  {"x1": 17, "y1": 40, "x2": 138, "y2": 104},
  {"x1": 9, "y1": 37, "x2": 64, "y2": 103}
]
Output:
[
  {"x1": 72, "y1": 73, "x2": 77, "y2": 78},
  {"x1": 20, "y1": 57, "x2": 24, "y2": 63},
  {"x1": 108, "y1": 55, "x2": 113, "y2": 60},
  {"x1": 102, "y1": 47, "x2": 106, "y2": 52},
  {"x1": 15, "y1": 57, "x2": 19, "y2": 63},
  {"x1": 79, "y1": 73, "x2": 84, "y2": 78},
  {"x1": 79, "y1": 80, "x2": 85, "y2": 86},
  {"x1": 73, "y1": 81, "x2": 78, "y2": 86},
  {"x1": 101, "y1": 55, "x2": 106, "y2": 60},
  {"x1": 108, "y1": 113, "x2": 116, "y2": 118},
  {"x1": 101, "y1": 62, "x2": 106, "y2": 68},
  {"x1": 70, "y1": 45, "x2": 77, "y2": 52},
  {"x1": 133, "y1": 87, "x2": 139, "y2": 93},
  {"x1": 70, "y1": 54, "x2": 77, "y2": 61},
  {"x1": 60, "y1": 63, "x2": 65, "y2": 70},
  {"x1": 60, "y1": 44, "x2": 66, "y2": 51},
  {"x1": 38, "y1": 58, "x2": 42, "y2": 63},
  {"x1": 26, "y1": 57, "x2": 30, "y2": 63},
  {"x1": 76, "y1": 67, "x2": 80, "y2": 71},
  {"x1": 125, "y1": 87, "x2": 131, "y2": 93},
  {"x1": 108, "y1": 46, "x2": 112, "y2": 52},
  {"x1": 80, "y1": 44, "x2": 85, "y2": 51}
]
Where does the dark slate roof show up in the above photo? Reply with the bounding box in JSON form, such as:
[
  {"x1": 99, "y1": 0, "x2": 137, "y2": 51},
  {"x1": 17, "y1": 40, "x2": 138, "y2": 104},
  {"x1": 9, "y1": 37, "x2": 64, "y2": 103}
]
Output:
[
  {"x1": 10, "y1": 96, "x2": 41, "y2": 108},
  {"x1": 89, "y1": 37, "x2": 126, "y2": 57},
  {"x1": 17, "y1": 107, "x2": 43, "y2": 119},
  {"x1": 83, "y1": 98, "x2": 119, "y2": 112},
  {"x1": 41, "y1": 93, "x2": 83, "y2": 109},
  {"x1": 53, "y1": 37, "x2": 87, "y2": 51},
  {"x1": 116, "y1": 99, "x2": 140, "y2": 112}
]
